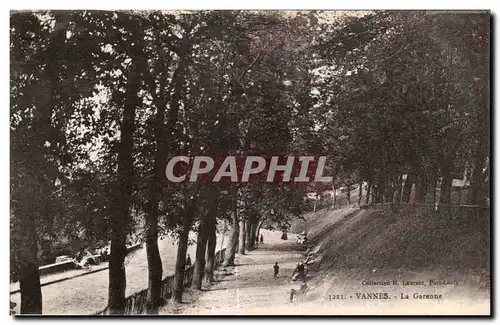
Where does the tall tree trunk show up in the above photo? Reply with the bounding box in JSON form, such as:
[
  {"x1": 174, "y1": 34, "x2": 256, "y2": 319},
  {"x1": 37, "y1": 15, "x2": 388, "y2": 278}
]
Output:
[
  {"x1": 192, "y1": 217, "x2": 208, "y2": 290},
  {"x1": 377, "y1": 174, "x2": 385, "y2": 204},
  {"x1": 439, "y1": 157, "x2": 455, "y2": 207},
  {"x1": 16, "y1": 175, "x2": 43, "y2": 314},
  {"x1": 414, "y1": 173, "x2": 427, "y2": 204},
  {"x1": 471, "y1": 155, "x2": 487, "y2": 205},
  {"x1": 401, "y1": 172, "x2": 416, "y2": 203},
  {"x1": 376, "y1": 181, "x2": 383, "y2": 203},
  {"x1": 332, "y1": 183, "x2": 337, "y2": 209},
  {"x1": 433, "y1": 177, "x2": 439, "y2": 207},
  {"x1": 238, "y1": 219, "x2": 246, "y2": 255},
  {"x1": 223, "y1": 209, "x2": 239, "y2": 267},
  {"x1": 144, "y1": 90, "x2": 167, "y2": 314},
  {"x1": 255, "y1": 217, "x2": 266, "y2": 245},
  {"x1": 470, "y1": 72, "x2": 489, "y2": 206},
  {"x1": 144, "y1": 32, "x2": 173, "y2": 314},
  {"x1": 245, "y1": 220, "x2": 252, "y2": 250},
  {"x1": 13, "y1": 15, "x2": 73, "y2": 315},
  {"x1": 108, "y1": 230, "x2": 127, "y2": 314},
  {"x1": 392, "y1": 175, "x2": 402, "y2": 210},
  {"x1": 204, "y1": 216, "x2": 217, "y2": 283},
  {"x1": 165, "y1": 32, "x2": 194, "y2": 304},
  {"x1": 108, "y1": 31, "x2": 143, "y2": 312},
  {"x1": 440, "y1": 173, "x2": 453, "y2": 205},
  {"x1": 377, "y1": 178, "x2": 384, "y2": 203},
  {"x1": 395, "y1": 175, "x2": 404, "y2": 204},
  {"x1": 384, "y1": 175, "x2": 393, "y2": 204},
  {"x1": 145, "y1": 203, "x2": 162, "y2": 314},
  {"x1": 248, "y1": 219, "x2": 257, "y2": 250},
  {"x1": 365, "y1": 181, "x2": 371, "y2": 204},
  {"x1": 172, "y1": 203, "x2": 194, "y2": 303},
  {"x1": 358, "y1": 181, "x2": 363, "y2": 206},
  {"x1": 18, "y1": 238, "x2": 42, "y2": 314}
]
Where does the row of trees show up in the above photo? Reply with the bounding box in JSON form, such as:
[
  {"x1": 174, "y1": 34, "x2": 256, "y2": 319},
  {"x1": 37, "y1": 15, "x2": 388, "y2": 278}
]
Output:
[
  {"x1": 313, "y1": 11, "x2": 490, "y2": 207},
  {"x1": 10, "y1": 10, "x2": 314, "y2": 315},
  {"x1": 10, "y1": 10, "x2": 489, "y2": 315}
]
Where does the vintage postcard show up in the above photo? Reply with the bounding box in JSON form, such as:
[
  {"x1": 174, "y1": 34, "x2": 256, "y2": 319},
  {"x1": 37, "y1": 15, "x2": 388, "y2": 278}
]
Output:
[{"x1": 10, "y1": 9, "x2": 490, "y2": 316}]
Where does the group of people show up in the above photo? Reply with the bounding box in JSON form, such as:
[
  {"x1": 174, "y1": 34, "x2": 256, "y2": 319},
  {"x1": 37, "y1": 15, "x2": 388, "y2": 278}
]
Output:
[
  {"x1": 289, "y1": 261, "x2": 309, "y2": 302},
  {"x1": 73, "y1": 248, "x2": 92, "y2": 270},
  {"x1": 273, "y1": 230, "x2": 316, "y2": 302},
  {"x1": 296, "y1": 231, "x2": 308, "y2": 246},
  {"x1": 272, "y1": 260, "x2": 306, "y2": 281}
]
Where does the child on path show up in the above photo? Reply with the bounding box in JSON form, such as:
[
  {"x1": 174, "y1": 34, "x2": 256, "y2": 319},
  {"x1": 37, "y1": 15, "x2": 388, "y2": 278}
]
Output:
[{"x1": 273, "y1": 262, "x2": 279, "y2": 277}]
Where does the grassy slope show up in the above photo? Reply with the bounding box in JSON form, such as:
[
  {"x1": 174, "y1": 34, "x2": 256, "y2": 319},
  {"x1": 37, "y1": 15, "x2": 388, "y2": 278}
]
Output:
[{"x1": 291, "y1": 206, "x2": 490, "y2": 285}]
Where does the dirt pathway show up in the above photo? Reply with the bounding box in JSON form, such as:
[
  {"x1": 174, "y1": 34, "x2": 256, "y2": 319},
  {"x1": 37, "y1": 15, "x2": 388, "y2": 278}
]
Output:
[
  {"x1": 159, "y1": 211, "x2": 490, "y2": 315},
  {"x1": 160, "y1": 229, "x2": 309, "y2": 315}
]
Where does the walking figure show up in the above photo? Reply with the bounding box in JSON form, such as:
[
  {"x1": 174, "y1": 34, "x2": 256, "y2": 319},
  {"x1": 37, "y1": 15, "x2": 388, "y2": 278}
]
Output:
[
  {"x1": 273, "y1": 262, "x2": 280, "y2": 277},
  {"x1": 260, "y1": 234, "x2": 264, "y2": 244},
  {"x1": 186, "y1": 254, "x2": 192, "y2": 268}
]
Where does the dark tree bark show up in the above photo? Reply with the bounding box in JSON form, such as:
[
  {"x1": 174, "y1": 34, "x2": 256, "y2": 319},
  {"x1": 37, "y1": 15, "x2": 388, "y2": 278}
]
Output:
[
  {"x1": 377, "y1": 180, "x2": 384, "y2": 203},
  {"x1": 384, "y1": 175, "x2": 394, "y2": 204},
  {"x1": 401, "y1": 172, "x2": 416, "y2": 203},
  {"x1": 332, "y1": 183, "x2": 337, "y2": 209},
  {"x1": 108, "y1": 29, "x2": 144, "y2": 313},
  {"x1": 438, "y1": 157, "x2": 454, "y2": 207},
  {"x1": 365, "y1": 181, "x2": 371, "y2": 204},
  {"x1": 192, "y1": 216, "x2": 209, "y2": 290},
  {"x1": 162, "y1": 31, "x2": 194, "y2": 304},
  {"x1": 144, "y1": 53, "x2": 170, "y2": 315},
  {"x1": 172, "y1": 203, "x2": 194, "y2": 303},
  {"x1": 245, "y1": 220, "x2": 252, "y2": 250},
  {"x1": 19, "y1": 255, "x2": 42, "y2": 314},
  {"x1": 13, "y1": 14, "x2": 73, "y2": 315},
  {"x1": 223, "y1": 209, "x2": 239, "y2": 267},
  {"x1": 204, "y1": 216, "x2": 217, "y2": 283},
  {"x1": 457, "y1": 187, "x2": 463, "y2": 205},
  {"x1": 16, "y1": 176, "x2": 43, "y2": 314},
  {"x1": 440, "y1": 173, "x2": 453, "y2": 205},
  {"x1": 358, "y1": 181, "x2": 363, "y2": 206},
  {"x1": 375, "y1": 185, "x2": 381, "y2": 203},
  {"x1": 248, "y1": 220, "x2": 257, "y2": 250},
  {"x1": 469, "y1": 71, "x2": 489, "y2": 206},
  {"x1": 392, "y1": 174, "x2": 403, "y2": 204},
  {"x1": 432, "y1": 177, "x2": 439, "y2": 206},
  {"x1": 313, "y1": 193, "x2": 318, "y2": 212},
  {"x1": 145, "y1": 202, "x2": 163, "y2": 314},
  {"x1": 238, "y1": 219, "x2": 246, "y2": 255},
  {"x1": 108, "y1": 229, "x2": 128, "y2": 314},
  {"x1": 414, "y1": 173, "x2": 428, "y2": 204},
  {"x1": 255, "y1": 217, "x2": 266, "y2": 245},
  {"x1": 392, "y1": 175, "x2": 402, "y2": 211},
  {"x1": 143, "y1": 24, "x2": 185, "y2": 312},
  {"x1": 471, "y1": 155, "x2": 487, "y2": 206}
]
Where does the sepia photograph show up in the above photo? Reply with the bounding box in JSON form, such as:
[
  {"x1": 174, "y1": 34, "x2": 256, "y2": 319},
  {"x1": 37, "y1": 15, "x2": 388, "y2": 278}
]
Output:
[{"x1": 9, "y1": 9, "x2": 490, "y2": 316}]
